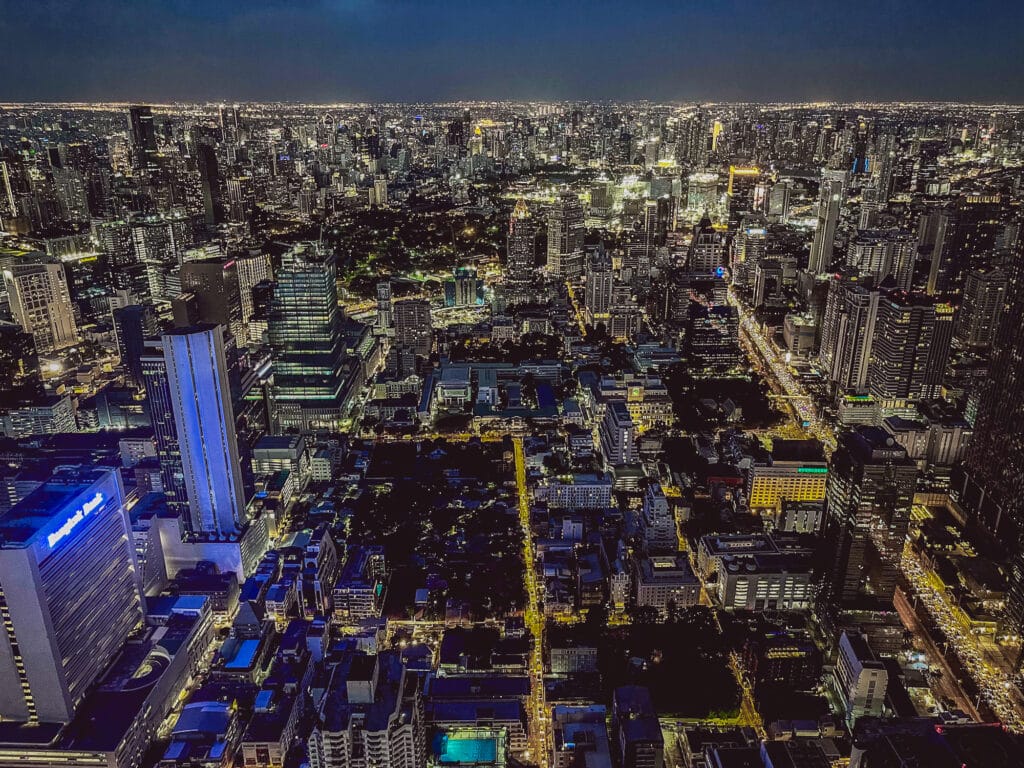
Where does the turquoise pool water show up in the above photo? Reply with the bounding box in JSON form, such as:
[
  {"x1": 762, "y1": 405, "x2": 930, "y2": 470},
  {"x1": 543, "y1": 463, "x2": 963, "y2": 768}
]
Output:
[{"x1": 434, "y1": 734, "x2": 498, "y2": 764}]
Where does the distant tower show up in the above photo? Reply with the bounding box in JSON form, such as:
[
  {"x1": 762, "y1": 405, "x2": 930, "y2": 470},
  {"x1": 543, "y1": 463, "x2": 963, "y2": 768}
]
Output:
[
  {"x1": 808, "y1": 169, "x2": 849, "y2": 274},
  {"x1": 376, "y1": 280, "x2": 394, "y2": 331},
  {"x1": 128, "y1": 105, "x2": 158, "y2": 168},
  {"x1": 505, "y1": 199, "x2": 534, "y2": 305},
  {"x1": 547, "y1": 190, "x2": 585, "y2": 280}
]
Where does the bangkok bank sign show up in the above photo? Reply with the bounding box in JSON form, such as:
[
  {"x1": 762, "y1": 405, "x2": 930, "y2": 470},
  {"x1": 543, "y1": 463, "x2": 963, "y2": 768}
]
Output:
[{"x1": 47, "y1": 492, "x2": 104, "y2": 549}]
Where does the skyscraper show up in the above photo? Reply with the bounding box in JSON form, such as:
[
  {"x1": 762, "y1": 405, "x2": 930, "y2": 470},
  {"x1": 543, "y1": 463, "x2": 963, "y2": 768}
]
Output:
[
  {"x1": 506, "y1": 199, "x2": 535, "y2": 304},
  {"x1": 235, "y1": 251, "x2": 273, "y2": 344},
  {"x1": 267, "y1": 242, "x2": 349, "y2": 431},
  {"x1": 955, "y1": 266, "x2": 1006, "y2": 348},
  {"x1": 868, "y1": 292, "x2": 953, "y2": 403},
  {"x1": 176, "y1": 257, "x2": 244, "y2": 343},
  {"x1": 0, "y1": 466, "x2": 143, "y2": 723},
  {"x1": 823, "y1": 426, "x2": 916, "y2": 609},
  {"x1": 128, "y1": 105, "x2": 158, "y2": 169},
  {"x1": 808, "y1": 169, "x2": 848, "y2": 274},
  {"x1": 547, "y1": 190, "x2": 585, "y2": 280},
  {"x1": 375, "y1": 280, "x2": 394, "y2": 331},
  {"x1": 141, "y1": 340, "x2": 189, "y2": 520},
  {"x1": 162, "y1": 324, "x2": 247, "y2": 538},
  {"x1": 955, "y1": 241, "x2": 1024, "y2": 635},
  {"x1": 818, "y1": 278, "x2": 880, "y2": 394},
  {"x1": 687, "y1": 212, "x2": 726, "y2": 273},
  {"x1": 584, "y1": 246, "x2": 614, "y2": 325},
  {"x1": 3, "y1": 260, "x2": 79, "y2": 354}
]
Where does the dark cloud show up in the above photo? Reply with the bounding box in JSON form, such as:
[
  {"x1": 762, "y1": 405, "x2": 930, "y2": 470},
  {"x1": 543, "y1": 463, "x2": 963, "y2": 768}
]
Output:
[{"x1": 0, "y1": 0, "x2": 1022, "y2": 102}]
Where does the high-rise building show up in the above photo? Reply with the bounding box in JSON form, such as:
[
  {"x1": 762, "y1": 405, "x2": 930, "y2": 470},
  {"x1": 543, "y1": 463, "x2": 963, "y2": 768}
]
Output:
[
  {"x1": 130, "y1": 213, "x2": 194, "y2": 304},
  {"x1": 393, "y1": 298, "x2": 432, "y2": 358},
  {"x1": 868, "y1": 292, "x2": 953, "y2": 403},
  {"x1": 375, "y1": 280, "x2": 393, "y2": 331},
  {"x1": 547, "y1": 190, "x2": 585, "y2": 280},
  {"x1": 726, "y1": 164, "x2": 760, "y2": 230},
  {"x1": 0, "y1": 466, "x2": 143, "y2": 723},
  {"x1": 505, "y1": 199, "x2": 534, "y2": 305},
  {"x1": 128, "y1": 105, "x2": 158, "y2": 168},
  {"x1": 687, "y1": 212, "x2": 726, "y2": 273},
  {"x1": 234, "y1": 251, "x2": 273, "y2": 343},
  {"x1": 161, "y1": 325, "x2": 247, "y2": 538},
  {"x1": 823, "y1": 426, "x2": 916, "y2": 608},
  {"x1": 194, "y1": 140, "x2": 223, "y2": 226},
  {"x1": 112, "y1": 304, "x2": 150, "y2": 388},
  {"x1": 267, "y1": 243, "x2": 350, "y2": 431},
  {"x1": 584, "y1": 246, "x2": 614, "y2": 325},
  {"x1": 599, "y1": 400, "x2": 638, "y2": 467},
  {"x1": 819, "y1": 278, "x2": 880, "y2": 394},
  {"x1": 175, "y1": 257, "x2": 244, "y2": 343},
  {"x1": 141, "y1": 341, "x2": 189, "y2": 520},
  {"x1": 846, "y1": 229, "x2": 916, "y2": 289},
  {"x1": 808, "y1": 169, "x2": 848, "y2": 274},
  {"x1": 955, "y1": 241, "x2": 1024, "y2": 637},
  {"x1": 955, "y1": 265, "x2": 1006, "y2": 348},
  {"x1": 3, "y1": 260, "x2": 79, "y2": 354}
]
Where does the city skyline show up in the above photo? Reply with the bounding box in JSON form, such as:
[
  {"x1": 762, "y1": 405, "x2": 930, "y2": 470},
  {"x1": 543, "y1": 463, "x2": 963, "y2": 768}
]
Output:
[{"x1": 2, "y1": 0, "x2": 1024, "y2": 103}]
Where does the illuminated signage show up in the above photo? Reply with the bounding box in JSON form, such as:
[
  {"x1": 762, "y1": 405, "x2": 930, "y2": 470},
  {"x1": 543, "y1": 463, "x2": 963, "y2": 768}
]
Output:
[
  {"x1": 797, "y1": 467, "x2": 828, "y2": 475},
  {"x1": 47, "y1": 492, "x2": 103, "y2": 548}
]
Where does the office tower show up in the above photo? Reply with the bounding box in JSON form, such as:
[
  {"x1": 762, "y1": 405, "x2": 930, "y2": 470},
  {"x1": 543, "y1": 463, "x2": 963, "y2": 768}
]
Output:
[
  {"x1": 194, "y1": 140, "x2": 223, "y2": 226},
  {"x1": 956, "y1": 242, "x2": 1024, "y2": 633},
  {"x1": 162, "y1": 325, "x2": 246, "y2": 538},
  {"x1": 955, "y1": 266, "x2": 1006, "y2": 348},
  {"x1": 687, "y1": 212, "x2": 726, "y2": 273},
  {"x1": 731, "y1": 218, "x2": 768, "y2": 288},
  {"x1": 234, "y1": 251, "x2": 273, "y2": 342},
  {"x1": 823, "y1": 426, "x2": 916, "y2": 608},
  {"x1": 375, "y1": 280, "x2": 393, "y2": 330},
  {"x1": 393, "y1": 298, "x2": 432, "y2": 358},
  {"x1": 141, "y1": 341, "x2": 189, "y2": 519},
  {"x1": 600, "y1": 400, "x2": 638, "y2": 467},
  {"x1": 922, "y1": 196, "x2": 1006, "y2": 295},
  {"x1": 112, "y1": 304, "x2": 150, "y2": 388},
  {"x1": 726, "y1": 165, "x2": 759, "y2": 229},
  {"x1": 846, "y1": 229, "x2": 916, "y2": 289},
  {"x1": 128, "y1": 105, "x2": 158, "y2": 168},
  {"x1": 753, "y1": 259, "x2": 784, "y2": 308},
  {"x1": 268, "y1": 242, "x2": 349, "y2": 430},
  {"x1": 547, "y1": 190, "x2": 585, "y2": 280},
  {"x1": 371, "y1": 175, "x2": 388, "y2": 207},
  {"x1": 175, "y1": 257, "x2": 244, "y2": 343},
  {"x1": 868, "y1": 292, "x2": 953, "y2": 402},
  {"x1": 872, "y1": 133, "x2": 897, "y2": 201},
  {"x1": 768, "y1": 179, "x2": 791, "y2": 222},
  {"x1": 131, "y1": 213, "x2": 195, "y2": 304},
  {"x1": 505, "y1": 199, "x2": 534, "y2": 304},
  {"x1": 3, "y1": 260, "x2": 79, "y2": 354},
  {"x1": 819, "y1": 279, "x2": 880, "y2": 394},
  {"x1": 0, "y1": 466, "x2": 143, "y2": 723},
  {"x1": 584, "y1": 246, "x2": 614, "y2": 324},
  {"x1": 226, "y1": 175, "x2": 254, "y2": 223},
  {"x1": 808, "y1": 169, "x2": 848, "y2": 274}
]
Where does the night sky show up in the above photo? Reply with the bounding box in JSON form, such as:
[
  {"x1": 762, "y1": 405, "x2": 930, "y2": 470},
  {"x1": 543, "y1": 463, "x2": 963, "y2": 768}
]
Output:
[{"x1": 2, "y1": 0, "x2": 1023, "y2": 103}]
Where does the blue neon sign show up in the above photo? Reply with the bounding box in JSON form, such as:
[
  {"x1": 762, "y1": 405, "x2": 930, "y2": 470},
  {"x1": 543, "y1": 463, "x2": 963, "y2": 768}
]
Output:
[{"x1": 47, "y1": 492, "x2": 104, "y2": 548}]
